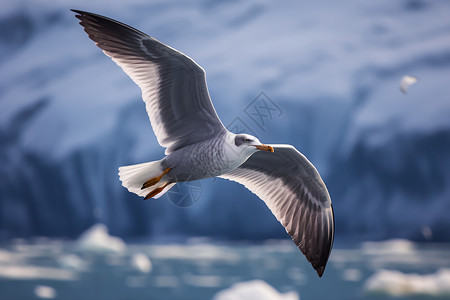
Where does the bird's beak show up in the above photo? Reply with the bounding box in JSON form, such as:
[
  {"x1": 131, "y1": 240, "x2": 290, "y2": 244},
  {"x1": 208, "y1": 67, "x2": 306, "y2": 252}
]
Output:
[{"x1": 254, "y1": 144, "x2": 274, "y2": 152}]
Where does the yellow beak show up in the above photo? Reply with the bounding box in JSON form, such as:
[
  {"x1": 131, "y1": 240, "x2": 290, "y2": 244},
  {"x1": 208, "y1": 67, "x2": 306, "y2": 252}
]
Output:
[{"x1": 254, "y1": 144, "x2": 274, "y2": 152}]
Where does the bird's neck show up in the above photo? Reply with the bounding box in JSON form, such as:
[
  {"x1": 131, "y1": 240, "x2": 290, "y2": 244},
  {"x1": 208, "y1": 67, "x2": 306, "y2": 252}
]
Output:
[{"x1": 221, "y1": 132, "x2": 255, "y2": 171}]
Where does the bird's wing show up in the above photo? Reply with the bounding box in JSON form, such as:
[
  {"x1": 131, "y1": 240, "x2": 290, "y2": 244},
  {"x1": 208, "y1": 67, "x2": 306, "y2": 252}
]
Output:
[
  {"x1": 219, "y1": 144, "x2": 334, "y2": 277},
  {"x1": 73, "y1": 10, "x2": 226, "y2": 154}
]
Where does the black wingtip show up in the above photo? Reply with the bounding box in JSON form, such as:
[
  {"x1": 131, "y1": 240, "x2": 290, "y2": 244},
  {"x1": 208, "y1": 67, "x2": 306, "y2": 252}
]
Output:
[
  {"x1": 70, "y1": 9, "x2": 84, "y2": 15},
  {"x1": 71, "y1": 9, "x2": 88, "y2": 21},
  {"x1": 316, "y1": 266, "x2": 325, "y2": 278},
  {"x1": 70, "y1": 9, "x2": 98, "y2": 19}
]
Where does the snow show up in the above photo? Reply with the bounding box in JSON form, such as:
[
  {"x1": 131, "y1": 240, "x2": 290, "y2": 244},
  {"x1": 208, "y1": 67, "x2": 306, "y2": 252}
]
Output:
[
  {"x1": 76, "y1": 224, "x2": 126, "y2": 253},
  {"x1": 213, "y1": 280, "x2": 299, "y2": 300},
  {"x1": 347, "y1": 66, "x2": 450, "y2": 150},
  {"x1": 364, "y1": 269, "x2": 450, "y2": 297}
]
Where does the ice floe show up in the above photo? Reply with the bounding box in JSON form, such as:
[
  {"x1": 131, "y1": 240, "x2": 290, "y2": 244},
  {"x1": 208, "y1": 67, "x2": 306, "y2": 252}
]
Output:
[
  {"x1": 130, "y1": 252, "x2": 152, "y2": 273},
  {"x1": 365, "y1": 268, "x2": 450, "y2": 297},
  {"x1": 361, "y1": 239, "x2": 416, "y2": 255},
  {"x1": 0, "y1": 265, "x2": 77, "y2": 280},
  {"x1": 149, "y1": 244, "x2": 240, "y2": 263},
  {"x1": 57, "y1": 254, "x2": 87, "y2": 271},
  {"x1": 0, "y1": 249, "x2": 14, "y2": 263},
  {"x1": 34, "y1": 285, "x2": 56, "y2": 299},
  {"x1": 213, "y1": 280, "x2": 299, "y2": 300},
  {"x1": 77, "y1": 223, "x2": 126, "y2": 253}
]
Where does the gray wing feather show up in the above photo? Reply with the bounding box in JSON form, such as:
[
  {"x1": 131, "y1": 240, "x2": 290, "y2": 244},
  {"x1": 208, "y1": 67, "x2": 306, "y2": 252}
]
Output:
[
  {"x1": 72, "y1": 10, "x2": 226, "y2": 154},
  {"x1": 219, "y1": 144, "x2": 334, "y2": 277}
]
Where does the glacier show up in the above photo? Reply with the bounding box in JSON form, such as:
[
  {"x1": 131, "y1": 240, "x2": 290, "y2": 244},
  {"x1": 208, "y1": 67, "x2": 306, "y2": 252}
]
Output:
[{"x1": 1, "y1": 0, "x2": 450, "y2": 242}]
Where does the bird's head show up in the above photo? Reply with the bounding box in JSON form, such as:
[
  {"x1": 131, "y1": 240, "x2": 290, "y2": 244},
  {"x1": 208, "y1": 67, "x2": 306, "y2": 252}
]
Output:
[{"x1": 234, "y1": 134, "x2": 274, "y2": 153}]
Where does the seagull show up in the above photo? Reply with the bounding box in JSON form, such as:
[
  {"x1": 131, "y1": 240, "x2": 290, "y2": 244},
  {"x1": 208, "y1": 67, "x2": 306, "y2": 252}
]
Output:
[
  {"x1": 400, "y1": 75, "x2": 419, "y2": 94},
  {"x1": 72, "y1": 10, "x2": 334, "y2": 277}
]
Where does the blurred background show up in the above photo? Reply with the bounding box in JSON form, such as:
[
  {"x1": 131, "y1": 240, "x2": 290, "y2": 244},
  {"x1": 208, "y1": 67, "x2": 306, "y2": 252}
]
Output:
[{"x1": 1, "y1": 0, "x2": 450, "y2": 299}]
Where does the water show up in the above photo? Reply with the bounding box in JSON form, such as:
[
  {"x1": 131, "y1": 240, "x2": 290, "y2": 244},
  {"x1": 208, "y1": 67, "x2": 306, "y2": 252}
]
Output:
[{"x1": 0, "y1": 239, "x2": 449, "y2": 300}]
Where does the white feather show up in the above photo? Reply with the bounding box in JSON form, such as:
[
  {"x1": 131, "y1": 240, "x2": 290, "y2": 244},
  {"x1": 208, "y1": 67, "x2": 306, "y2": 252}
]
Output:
[{"x1": 118, "y1": 160, "x2": 175, "y2": 198}]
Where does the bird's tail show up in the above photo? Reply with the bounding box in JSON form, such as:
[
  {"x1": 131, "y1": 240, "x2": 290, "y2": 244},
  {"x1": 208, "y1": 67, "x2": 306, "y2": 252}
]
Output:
[{"x1": 118, "y1": 160, "x2": 175, "y2": 199}]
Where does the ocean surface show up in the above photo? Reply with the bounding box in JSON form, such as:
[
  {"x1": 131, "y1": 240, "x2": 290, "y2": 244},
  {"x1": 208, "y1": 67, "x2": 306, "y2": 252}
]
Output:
[
  {"x1": 2, "y1": 0, "x2": 450, "y2": 242},
  {"x1": 1, "y1": 237, "x2": 449, "y2": 300}
]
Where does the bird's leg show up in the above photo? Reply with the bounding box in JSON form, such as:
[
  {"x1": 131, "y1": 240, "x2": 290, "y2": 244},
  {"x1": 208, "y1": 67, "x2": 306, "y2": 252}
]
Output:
[
  {"x1": 144, "y1": 182, "x2": 171, "y2": 200},
  {"x1": 141, "y1": 167, "x2": 171, "y2": 190}
]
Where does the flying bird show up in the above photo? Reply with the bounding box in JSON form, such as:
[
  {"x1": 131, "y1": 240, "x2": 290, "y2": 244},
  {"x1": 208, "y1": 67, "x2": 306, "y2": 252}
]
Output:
[
  {"x1": 72, "y1": 10, "x2": 334, "y2": 277},
  {"x1": 400, "y1": 75, "x2": 419, "y2": 94}
]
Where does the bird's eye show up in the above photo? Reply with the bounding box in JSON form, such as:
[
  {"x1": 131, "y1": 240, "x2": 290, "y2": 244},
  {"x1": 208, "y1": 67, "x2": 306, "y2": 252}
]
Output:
[{"x1": 244, "y1": 138, "x2": 251, "y2": 143}]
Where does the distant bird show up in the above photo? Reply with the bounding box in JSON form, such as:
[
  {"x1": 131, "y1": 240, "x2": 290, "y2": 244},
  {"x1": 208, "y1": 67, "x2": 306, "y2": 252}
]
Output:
[
  {"x1": 400, "y1": 75, "x2": 419, "y2": 94},
  {"x1": 72, "y1": 10, "x2": 334, "y2": 277}
]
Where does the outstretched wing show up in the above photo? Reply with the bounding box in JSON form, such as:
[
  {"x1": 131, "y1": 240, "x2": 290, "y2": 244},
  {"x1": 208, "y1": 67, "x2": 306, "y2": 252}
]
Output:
[
  {"x1": 73, "y1": 10, "x2": 226, "y2": 154},
  {"x1": 219, "y1": 144, "x2": 334, "y2": 277}
]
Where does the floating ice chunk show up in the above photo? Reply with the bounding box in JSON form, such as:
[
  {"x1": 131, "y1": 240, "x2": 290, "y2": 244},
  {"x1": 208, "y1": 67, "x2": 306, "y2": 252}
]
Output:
[
  {"x1": 400, "y1": 75, "x2": 419, "y2": 94},
  {"x1": 213, "y1": 280, "x2": 299, "y2": 300},
  {"x1": 77, "y1": 223, "x2": 126, "y2": 253},
  {"x1": 0, "y1": 265, "x2": 77, "y2": 280},
  {"x1": 149, "y1": 244, "x2": 240, "y2": 263},
  {"x1": 0, "y1": 249, "x2": 13, "y2": 262},
  {"x1": 131, "y1": 253, "x2": 152, "y2": 273},
  {"x1": 365, "y1": 269, "x2": 450, "y2": 297},
  {"x1": 11, "y1": 239, "x2": 30, "y2": 253},
  {"x1": 58, "y1": 254, "x2": 87, "y2": 271},
  {"x1": 361, "y1": 239, "x2": 415, "y2": 255},
  {"x1": 34, "y1": 285, "x2": 56, "y2": 299}
]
